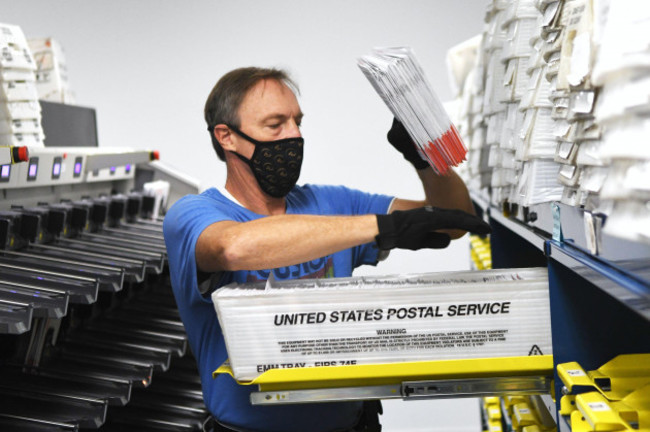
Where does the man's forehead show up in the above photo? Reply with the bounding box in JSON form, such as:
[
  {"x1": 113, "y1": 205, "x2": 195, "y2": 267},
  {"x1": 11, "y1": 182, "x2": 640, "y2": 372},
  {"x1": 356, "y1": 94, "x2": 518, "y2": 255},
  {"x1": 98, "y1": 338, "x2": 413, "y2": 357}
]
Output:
[
  {"x1": 239, "y1": 78, "x2": 301, "y2": 118},
  {"x1": 247, "y1": 78, "x2": 295, "y2": 100}
]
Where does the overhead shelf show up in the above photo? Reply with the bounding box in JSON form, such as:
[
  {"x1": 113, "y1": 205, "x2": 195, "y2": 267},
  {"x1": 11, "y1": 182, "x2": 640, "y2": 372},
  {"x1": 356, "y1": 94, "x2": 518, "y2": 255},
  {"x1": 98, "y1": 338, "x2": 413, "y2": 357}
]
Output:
[
  {"x1": 489, "y1": 208, "x2": 549, "y2": 253},
  {"x1": 472, "y1": 193, "x2": 650, "y2": 322},
  {"x1": 548, "y1": 241, "x2": 650, "y2": 321}
]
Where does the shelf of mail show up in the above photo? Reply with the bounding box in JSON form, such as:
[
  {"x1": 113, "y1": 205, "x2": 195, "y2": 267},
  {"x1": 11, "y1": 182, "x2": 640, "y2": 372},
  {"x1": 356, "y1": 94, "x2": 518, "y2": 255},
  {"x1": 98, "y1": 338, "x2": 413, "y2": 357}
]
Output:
[
  {"x1": 472, "y1": 195, "x2": 650, "y2": 319},
  {"x1": 470, "y1": 191, "x2": 551, "y2": 273},
  {"x1": 472, "y1": 193, "x2": 647, "y2": 271},
  {"x1": 471, "y1": 191, "x2": 554, "y2": 253}
]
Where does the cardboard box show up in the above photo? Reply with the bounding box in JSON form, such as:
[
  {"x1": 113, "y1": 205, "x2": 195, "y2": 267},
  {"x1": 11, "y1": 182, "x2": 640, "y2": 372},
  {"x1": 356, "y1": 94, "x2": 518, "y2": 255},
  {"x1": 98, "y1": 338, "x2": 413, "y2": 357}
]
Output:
[{"x1": 213, "y1": 268, "x2": 552, "y2": 381}]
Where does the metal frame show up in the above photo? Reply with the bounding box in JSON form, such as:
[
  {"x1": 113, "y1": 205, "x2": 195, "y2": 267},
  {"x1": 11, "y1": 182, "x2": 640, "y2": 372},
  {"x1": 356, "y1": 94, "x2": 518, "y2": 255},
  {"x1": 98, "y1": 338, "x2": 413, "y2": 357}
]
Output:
[
  {"x1": 250, "y1": 375, "x2": 552, "y2": 406},
  {"x1": 480, "y1": 196, "x2": 650, "y2": 432}
]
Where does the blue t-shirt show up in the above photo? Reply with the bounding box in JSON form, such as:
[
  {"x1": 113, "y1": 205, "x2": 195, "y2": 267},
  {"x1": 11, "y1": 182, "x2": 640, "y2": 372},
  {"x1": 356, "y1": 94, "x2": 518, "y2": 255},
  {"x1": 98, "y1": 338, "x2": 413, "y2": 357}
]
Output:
[{"x1": 163, "y1": 184, "x2": 393, "y2": 432}]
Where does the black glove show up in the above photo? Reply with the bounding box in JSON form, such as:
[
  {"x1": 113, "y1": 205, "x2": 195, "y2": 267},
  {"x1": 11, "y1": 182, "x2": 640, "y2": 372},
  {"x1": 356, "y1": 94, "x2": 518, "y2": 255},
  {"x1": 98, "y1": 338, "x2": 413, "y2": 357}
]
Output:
[
  {"x1": 387, "y1": 118, "x2": 429, "y2": 170},
  {"x1": 375, "y1": 206, "x2": 491, "y2": 251}
]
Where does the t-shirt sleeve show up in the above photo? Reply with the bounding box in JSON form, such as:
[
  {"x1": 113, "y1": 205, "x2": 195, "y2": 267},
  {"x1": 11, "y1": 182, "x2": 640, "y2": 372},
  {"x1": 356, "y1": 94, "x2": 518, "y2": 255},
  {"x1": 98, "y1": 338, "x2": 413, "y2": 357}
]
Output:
[
  {"x1": 163, "y1": 195, "x2": 233, "y2": 302},
  {"x1": 309, "y1": 184, "x2": 394, "y2": 267}
]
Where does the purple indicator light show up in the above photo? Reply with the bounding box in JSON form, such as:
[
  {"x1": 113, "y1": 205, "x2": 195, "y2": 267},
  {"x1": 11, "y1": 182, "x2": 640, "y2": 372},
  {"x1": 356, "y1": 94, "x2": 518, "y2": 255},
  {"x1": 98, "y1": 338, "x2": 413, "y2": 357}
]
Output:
[
  {"x1": 74, "y1": 162, "x2": 82, "y2": 174},
  {"x1": 110, "y1": 166, "x2": 116, "y2": 173},
  {"x1": 29, "y1": 164, "x2": 37, "y2": 177},
  {"x1": 52, "y1": 162, "x2": 61, "y2": 176},
  {"x1": 1, "y1": 165, "x2": 9, "y2": 178},
  {"x1": 125, "y1": 164, "x2": 132, "y2": 173}
]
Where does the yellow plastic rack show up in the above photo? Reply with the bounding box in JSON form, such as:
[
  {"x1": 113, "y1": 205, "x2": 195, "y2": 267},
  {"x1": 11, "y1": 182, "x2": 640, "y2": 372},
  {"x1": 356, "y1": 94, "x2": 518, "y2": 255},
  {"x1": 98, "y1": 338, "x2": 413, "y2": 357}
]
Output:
[
  {"x1": 557, "y1": 354, "x2": 650, "y2": 431},
  {"x1": 215, "y1": 355, "x2": 553, "y2": 391}
]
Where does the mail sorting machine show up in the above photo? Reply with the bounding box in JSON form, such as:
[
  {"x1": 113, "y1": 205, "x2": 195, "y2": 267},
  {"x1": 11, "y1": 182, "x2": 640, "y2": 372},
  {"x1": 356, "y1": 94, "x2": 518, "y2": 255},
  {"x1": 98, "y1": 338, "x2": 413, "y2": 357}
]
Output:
[{"x1": 0, "y1": 150, "x2": 209, "y2": 431}]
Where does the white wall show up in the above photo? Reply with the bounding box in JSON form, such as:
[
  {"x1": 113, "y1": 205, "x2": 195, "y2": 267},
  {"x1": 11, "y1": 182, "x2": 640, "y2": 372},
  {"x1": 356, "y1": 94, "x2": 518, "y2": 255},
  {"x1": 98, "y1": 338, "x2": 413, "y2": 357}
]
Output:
[{"x1": 2, "y1": 1, "x2": 487, "y2": 430}]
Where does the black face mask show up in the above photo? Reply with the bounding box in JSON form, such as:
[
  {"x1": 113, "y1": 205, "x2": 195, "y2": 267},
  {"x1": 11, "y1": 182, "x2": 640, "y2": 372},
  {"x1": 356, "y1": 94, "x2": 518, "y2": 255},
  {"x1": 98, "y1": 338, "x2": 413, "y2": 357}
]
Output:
[{"x1": 227, "y1": 125, "x2": 304, "y2": 198}]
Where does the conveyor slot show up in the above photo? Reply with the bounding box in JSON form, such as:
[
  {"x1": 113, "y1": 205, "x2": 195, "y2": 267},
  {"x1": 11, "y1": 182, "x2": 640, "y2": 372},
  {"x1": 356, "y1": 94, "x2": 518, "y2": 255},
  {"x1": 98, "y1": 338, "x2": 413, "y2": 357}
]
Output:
[
  {"x1": 0, "y1": 299, "x2": 32, "y2": 334},
  {"x1": 0, "y1": 387, "x2": 108, "y2": 429},
  {"x1": 0, "y1": 281, "x2": 69, "y2": 318},
  {"x1": 0, "y1": 262, "x2": 98, "y2": 304},
  {"x1": 0, "y1": 250, "x2": 124, "y2": 292},
  {"x1": 28, "y1": 244, "x2": 146, "y2": 283}
]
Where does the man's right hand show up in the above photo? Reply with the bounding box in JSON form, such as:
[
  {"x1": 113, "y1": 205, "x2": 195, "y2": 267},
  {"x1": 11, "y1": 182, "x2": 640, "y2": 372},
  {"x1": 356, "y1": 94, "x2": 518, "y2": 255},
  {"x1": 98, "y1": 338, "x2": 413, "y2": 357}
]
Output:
[{"x1": 375, "y1": 206, "x2": 490, "y2": 250}]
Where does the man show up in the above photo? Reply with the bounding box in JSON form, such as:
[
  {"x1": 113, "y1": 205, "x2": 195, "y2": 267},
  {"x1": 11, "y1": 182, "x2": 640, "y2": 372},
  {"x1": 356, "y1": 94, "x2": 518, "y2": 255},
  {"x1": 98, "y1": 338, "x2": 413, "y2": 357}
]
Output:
[{"x1": 163, "y1": 67, "x2": 489, "y2": 432}]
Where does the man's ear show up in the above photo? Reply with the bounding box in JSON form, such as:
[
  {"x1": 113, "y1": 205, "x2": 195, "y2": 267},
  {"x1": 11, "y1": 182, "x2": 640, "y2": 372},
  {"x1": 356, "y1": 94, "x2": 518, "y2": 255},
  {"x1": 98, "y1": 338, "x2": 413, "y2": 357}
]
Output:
[{"x1": 213, "y1": 125, "x2": 236, "y2": 152}]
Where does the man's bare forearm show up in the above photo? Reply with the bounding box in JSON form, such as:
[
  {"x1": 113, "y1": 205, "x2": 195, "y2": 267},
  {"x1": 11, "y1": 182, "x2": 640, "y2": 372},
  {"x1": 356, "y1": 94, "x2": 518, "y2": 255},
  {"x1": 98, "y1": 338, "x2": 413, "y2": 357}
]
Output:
[
  {"x1": 417, "y1": 168, "x2": 474, "y2": 215},
  {"x1": 196, "y1": 214, "x2": 379, "y2": 272}
]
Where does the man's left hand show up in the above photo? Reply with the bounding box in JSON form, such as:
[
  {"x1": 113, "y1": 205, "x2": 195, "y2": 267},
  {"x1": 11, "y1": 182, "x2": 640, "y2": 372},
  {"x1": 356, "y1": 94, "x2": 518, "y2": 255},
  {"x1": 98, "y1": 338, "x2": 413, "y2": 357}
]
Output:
[{"x1": 386, "y1": 118, "x2": 429, "y2": 170}]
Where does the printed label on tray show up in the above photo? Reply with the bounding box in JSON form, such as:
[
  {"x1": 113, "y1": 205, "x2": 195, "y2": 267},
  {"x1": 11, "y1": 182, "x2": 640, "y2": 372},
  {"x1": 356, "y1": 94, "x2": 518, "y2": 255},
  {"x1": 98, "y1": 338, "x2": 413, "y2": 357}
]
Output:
[
  {"x1": 587, "y1": 402, "x2": 610, "y2": 412},
  {"x1": 276, "y1": 329, "x2": 510, "y2": 357}
]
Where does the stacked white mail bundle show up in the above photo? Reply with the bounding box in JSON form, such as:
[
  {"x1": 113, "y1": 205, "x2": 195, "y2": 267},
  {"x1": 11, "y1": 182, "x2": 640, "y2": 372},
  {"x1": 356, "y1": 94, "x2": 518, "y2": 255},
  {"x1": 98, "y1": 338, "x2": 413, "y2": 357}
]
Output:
[
  {"x1": 454, "y1": 0, "x2": 650, "y2": 245},
  {"x1": 479, "y1": 1, "x2": 510, "y2": 203},
  {"x1": 454, "y1": 1, "x2": 514, "y2": 200},
  {"x1": 358, "y1": 48, "x2": 467, "y2": 175},
  {"x1": 549, "y1": 0, "x2": 605, "y2": 211},
  {"x1": 0, "y1": 23, "x2": 44, "y2": 148},
  {"x1": 446, "y1": 35, "x2": 483, "y2": 193},
  {"x1": 591, "y1": 0, "x2": 650, "y2": 244},
  {"x1": 212, "y1": 268, "x2": 552, "y2": 381},
  {"x1": 28, "y1": 38, "x2": 75, "y2": 104},
  {"x1": 506, "y1": 0, "x2": 563, "y2": 207},
  {"x1": 454, "y1": 0, "x2": 564, "y2": 210}
]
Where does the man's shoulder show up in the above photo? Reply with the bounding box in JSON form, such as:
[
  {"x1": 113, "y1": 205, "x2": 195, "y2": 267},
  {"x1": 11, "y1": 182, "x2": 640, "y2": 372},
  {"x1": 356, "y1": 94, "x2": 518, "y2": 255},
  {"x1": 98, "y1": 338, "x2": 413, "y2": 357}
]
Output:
[
  {"x1": 289, "y1": 183, "x2": 383, "y2": 215},
  {"x1": 291, "y1": 183, "x2": 393, "y2": 216},
  {"x1": 293, "y1": 183, "x2": 388, "y2": 204},
  {"x1": 171, "y1": 188, "x2": 228, "y2": 207},
  {"x1": 293, "y1": 183, "x2": 356, "y2": 198},
  {"x1": 163, "y1": 187, "x2": 249, "y2": 240},
  {"x1": 165, "y1": 188, "x2": 238, "y2": 224}
]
